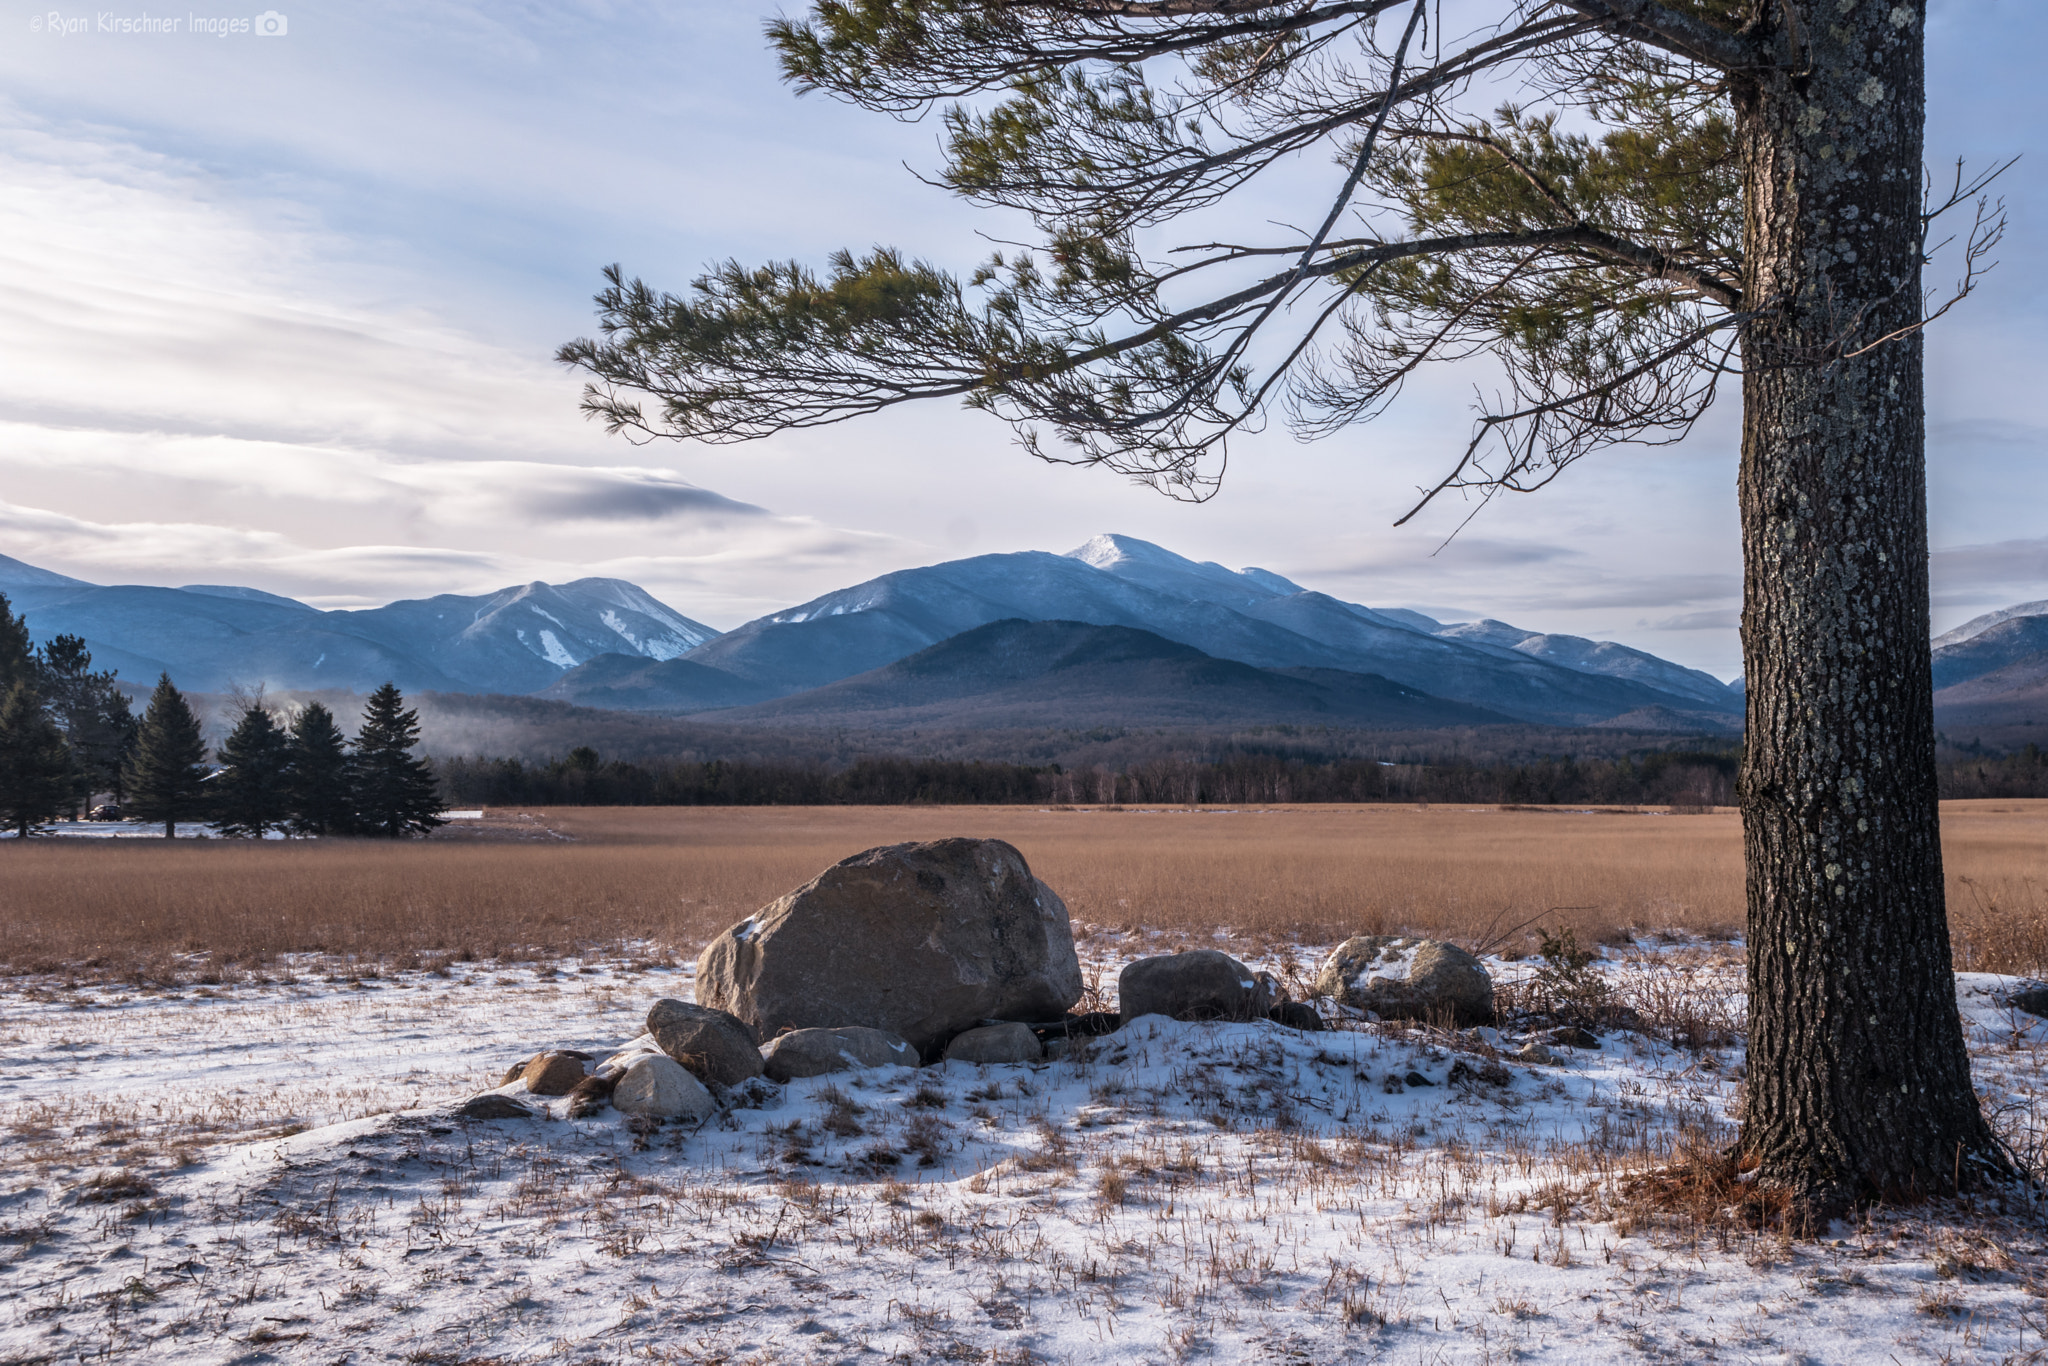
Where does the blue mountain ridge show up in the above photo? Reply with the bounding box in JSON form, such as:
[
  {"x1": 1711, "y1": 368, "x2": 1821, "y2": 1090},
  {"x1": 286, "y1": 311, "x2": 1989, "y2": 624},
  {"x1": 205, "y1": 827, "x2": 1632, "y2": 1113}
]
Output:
[{"x1": 0, "y1": 535, "x2": 1764, "y2": 727}]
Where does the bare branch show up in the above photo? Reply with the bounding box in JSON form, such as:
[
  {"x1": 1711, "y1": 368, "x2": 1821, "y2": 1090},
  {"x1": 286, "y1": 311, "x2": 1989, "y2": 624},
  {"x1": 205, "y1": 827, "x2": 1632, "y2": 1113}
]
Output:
[{"x1": 1552, "y1": 0, "x2": 1772, "y2": 73}]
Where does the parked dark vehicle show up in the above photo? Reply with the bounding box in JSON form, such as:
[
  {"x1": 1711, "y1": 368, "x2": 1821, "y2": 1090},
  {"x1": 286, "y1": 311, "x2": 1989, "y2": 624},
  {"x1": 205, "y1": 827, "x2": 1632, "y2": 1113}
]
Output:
[{"x1": 87, "y1": 804, "x2": 125, "y2": 822}]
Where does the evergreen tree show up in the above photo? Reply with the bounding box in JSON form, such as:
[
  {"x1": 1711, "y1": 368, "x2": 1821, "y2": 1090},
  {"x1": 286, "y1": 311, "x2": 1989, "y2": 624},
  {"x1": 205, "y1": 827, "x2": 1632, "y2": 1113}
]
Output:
[
  {"x1": 0, "y1": 681, "x2": 74, "y2": 838},
  {"x1": 0, "y1": 592, "x2": 34, "y2": 699},
  {"x1": 351, "y1": 684, "x2": 443, "y2": 838},
  {"x1": 40, "y1": 635, "x2": 137, "y2": 811},
  {"x1": 124, "y1": 674, "x2": 210, "y2": 838},
  {"x1": 212, "y1": 703, "x2": 292, "y2": 837},
  {"x1": 284, "y1": 701, "x2": 356, "y2": 836}
]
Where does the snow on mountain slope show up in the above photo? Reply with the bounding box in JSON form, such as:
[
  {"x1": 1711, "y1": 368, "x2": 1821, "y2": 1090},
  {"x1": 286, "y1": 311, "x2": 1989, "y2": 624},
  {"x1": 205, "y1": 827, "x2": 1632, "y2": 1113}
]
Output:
[
  {"x1": 3, "y1": 555, "x2": 719, "y2": 695},
  {"x1": 330, "y1": 578, "x2": 721, "y2": 695},
  {"x1": 1934, "y1": 600, "x2": 2048, "y2": 650},
  {"x1": 1433, "y1": 619, "x2": 1736, "y2": 706},
  {"x1": 1930, "y1": 613, "x2": 2048, "y2": 692}
]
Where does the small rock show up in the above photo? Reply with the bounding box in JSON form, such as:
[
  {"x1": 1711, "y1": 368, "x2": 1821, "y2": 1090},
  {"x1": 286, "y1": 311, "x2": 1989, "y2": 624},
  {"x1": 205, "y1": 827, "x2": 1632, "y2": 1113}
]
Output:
[
  {"x1": 760, "y1": 1026, "x2": 918, "y2": 1083},
  {"x1": 647, "y1": 999, "x2": 764, "y2": 1089},
  {"x1": 2009, "y1": 986, "x2": 2048, "y2": 1018},
  {"x1": 1315, "y1": 937, "x2": 1494, "y2": 1024},
  {"x1": 1448, "y1": 1058, "x2": 1514, "y2": 1087},
  {"x1": 458, "y1": 1093, "x2": 533, "y2": 1121},
  {"x1": 611, "y1": 1054, "x2": 716, "y2": 1121},
  {"x1": 499, "y1": 1058, "x2": 530, "y2": 1087},
  {"x1": 564, "y1": 1073, "x2": 617, "y2": 1119},
  {"x1": 596, "y1": 1033, "x2": 660, "y2": 1079},
  {"x1": 1543, "y1": 1025, "x2": 1600, "y2": 1050},
  {"x1": 1272, "y1": 1001, "x2": 1325, "y2": 1032},
  {"x1": 1403, "y1": 1070, "x2": 1434, "y2": 1088},
  {"x1": 521, "y1": 1051, "x2": 588, "y2": 1096},
  {"x1": 944, "y1": 1022, "x2": 1042, "y2": 1065},
  {"x1": 1118, "y1": 950, "x2": 1275, "y2": 1024},
  {"x1": 1025, "y1": 1011, "x2": 1122, "y2": 1043}
]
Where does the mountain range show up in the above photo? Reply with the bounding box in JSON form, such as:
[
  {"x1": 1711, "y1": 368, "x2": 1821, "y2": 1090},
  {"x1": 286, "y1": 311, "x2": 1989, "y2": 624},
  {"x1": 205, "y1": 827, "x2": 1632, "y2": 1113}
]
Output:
[
  {"x1": 0, "y1": 554, "x2": 716, "y2": 695},
  {"x1": 540, "y1": 535, "x2": 1741, "y2": 728},
  {"x1": 11, "y1": 536, "x2": 2043, "y2": 739}
]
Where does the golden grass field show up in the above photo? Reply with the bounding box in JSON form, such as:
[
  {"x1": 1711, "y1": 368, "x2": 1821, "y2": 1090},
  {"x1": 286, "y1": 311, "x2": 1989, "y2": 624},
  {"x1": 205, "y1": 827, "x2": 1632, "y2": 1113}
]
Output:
[{"x1": 2, "y1": 800, "x2": 2044, "y2": 979}]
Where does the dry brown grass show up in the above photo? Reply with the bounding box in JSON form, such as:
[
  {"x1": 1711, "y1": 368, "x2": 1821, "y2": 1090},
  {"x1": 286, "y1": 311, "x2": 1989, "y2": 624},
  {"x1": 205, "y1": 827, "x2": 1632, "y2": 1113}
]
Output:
[{"x1": 3, "y1": 799, "x2": 2045, "y2": 980}]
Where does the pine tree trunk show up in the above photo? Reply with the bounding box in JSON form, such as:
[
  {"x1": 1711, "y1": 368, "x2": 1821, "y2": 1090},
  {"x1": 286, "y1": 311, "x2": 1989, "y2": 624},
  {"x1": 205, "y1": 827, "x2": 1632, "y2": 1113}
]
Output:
[{"x1": 1735, "y1": 0, "x2": 2002, "y2": 1212}]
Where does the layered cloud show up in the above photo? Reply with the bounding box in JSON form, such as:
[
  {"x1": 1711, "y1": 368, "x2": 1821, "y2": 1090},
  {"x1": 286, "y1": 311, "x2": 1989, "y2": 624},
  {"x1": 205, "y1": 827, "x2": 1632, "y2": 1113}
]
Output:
[{"x1": 0, "y1": 106, "x2": 922, "y2": 620}]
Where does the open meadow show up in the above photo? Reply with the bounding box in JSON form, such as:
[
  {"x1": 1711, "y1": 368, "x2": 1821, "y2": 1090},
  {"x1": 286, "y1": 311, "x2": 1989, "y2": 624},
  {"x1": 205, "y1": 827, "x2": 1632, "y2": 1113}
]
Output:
[
  {"x1": 5, "y1": 803, "x2": 2048, "y2": 1363},
  {"x1": 3, "y1": 800, "x2": 2047, "y2": 980}
]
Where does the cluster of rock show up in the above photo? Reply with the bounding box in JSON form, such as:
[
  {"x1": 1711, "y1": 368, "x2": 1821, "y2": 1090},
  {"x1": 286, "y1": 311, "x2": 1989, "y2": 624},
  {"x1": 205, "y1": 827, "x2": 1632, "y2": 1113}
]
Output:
[{"x1": 462, "y1": 836, "x2": 1535, "y2": 1123}]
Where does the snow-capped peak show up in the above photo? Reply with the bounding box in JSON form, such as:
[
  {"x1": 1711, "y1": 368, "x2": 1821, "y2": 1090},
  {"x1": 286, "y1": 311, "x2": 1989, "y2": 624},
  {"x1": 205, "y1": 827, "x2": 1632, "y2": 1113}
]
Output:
[{"x1": 1064, "y1": 533, "x2": 1182, "y2": 570}]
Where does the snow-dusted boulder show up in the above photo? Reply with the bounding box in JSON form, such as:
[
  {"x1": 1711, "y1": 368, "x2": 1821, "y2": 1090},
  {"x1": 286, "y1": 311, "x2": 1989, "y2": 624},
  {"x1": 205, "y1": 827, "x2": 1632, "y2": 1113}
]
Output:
[
  {"x1": 647, "y1": 998, "x2": 763, "y2": 1088},
  {"x1": 760, "y1": 1026, "x2": 917, "y2": 1082},
  {"x1": 611, "y1": 1054, "x2": 715, "y2": 1121},
  {"x1": 696, "y1": 839, "x2": 1083, "y2": 1053},
  {"x1": 1316, "y1": 937, "x2": 1494, "y2": 1024},
  {"x1": 1117, "y1": 949, "x2": 1275, "y2": 1024},
  {"x1": 944, "y1": 1022, "x2": 1042, "y2": 1065}
]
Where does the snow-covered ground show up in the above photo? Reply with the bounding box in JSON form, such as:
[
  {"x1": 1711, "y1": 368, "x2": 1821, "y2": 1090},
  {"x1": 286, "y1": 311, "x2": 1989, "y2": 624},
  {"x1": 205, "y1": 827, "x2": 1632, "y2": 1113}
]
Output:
[
  {"x1": 0, "y1": 812, "x2": 488, "y2": 840},
  {"x1": 3, "y1": 943, "x2": 2047, "y2": 1364}
]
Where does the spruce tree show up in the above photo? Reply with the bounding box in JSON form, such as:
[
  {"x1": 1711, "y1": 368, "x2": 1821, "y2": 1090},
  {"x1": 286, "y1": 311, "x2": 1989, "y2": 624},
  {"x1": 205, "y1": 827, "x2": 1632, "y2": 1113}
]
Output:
[
  {"x1": 40, "y1": 635, "x2": 137, "y2": 812},
  {"x1": 212, "y1": 704, "x2": 292, "y2": 837},
  {"x1": 284, "y1": 701, "x2": 356, "y2": 836},
  {"x1": 0, "y1": 592, "x2": 34, "y2": 699},
  {"x1": 124, "y1": 674, "x2": 210, "y2": 838},
  {"x1": 351, "y1": 684, "x2": 443, "y2": 838},
  {"x1": 0, "y1": 681, "x2": 74, "y2": 838}
]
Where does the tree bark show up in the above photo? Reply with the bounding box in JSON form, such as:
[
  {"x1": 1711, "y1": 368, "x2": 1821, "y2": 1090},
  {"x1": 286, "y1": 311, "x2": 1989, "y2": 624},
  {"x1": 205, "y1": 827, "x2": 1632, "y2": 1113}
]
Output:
[{"x1": 1735, "y1": 0, "x2": 2003, "y2": 1213}]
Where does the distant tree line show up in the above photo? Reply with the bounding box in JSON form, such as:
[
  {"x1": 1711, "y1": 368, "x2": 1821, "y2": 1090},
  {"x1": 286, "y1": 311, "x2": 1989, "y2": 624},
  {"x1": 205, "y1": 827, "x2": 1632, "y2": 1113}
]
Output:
[
  {"x1": 436, "y1": 751, "x2": 1048, "y2": 807},
  {"x1": 436, "y1": 744, "x2": 2048, "y2": 808},
  {"x1": 0, "y1": 591, "x2": 442, "y2": 839},
  {"x1": 1936, "y1": 744, "x2": 2048, "y2": 800},
  {"x1": 433, "y1": 748, "x2": 1750, "y2": 808}
]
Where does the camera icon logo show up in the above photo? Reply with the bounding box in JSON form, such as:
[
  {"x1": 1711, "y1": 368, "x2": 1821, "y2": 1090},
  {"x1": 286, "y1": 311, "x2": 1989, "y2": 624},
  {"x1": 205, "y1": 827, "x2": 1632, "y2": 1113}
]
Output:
[{"x1": 253, "y1": 10, "x2": 288, "y2": 36}]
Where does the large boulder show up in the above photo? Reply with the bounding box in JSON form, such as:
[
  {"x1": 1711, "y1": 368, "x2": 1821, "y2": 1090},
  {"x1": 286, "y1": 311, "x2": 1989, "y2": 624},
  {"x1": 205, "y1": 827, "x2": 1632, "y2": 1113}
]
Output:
[
  {"x1": 1118, "y1": 950, "x2": 1276, "y2": 1024},
  {"x1": 1316, "y1": 937, "x2": 1494, "y2": 1024},
  {"x1": 611, "y1": 1054, "x2": 716, "y2": 1121},
  {"x1": 697, "y1": 838, "x2": 1083, "y2": 1054},
  {"x1": 760, "y1": 1026, "x2": 917, "y2": 1082},
  {"x1": 944, "y1": 1022, "x2": 1042, "y2": 1065},
  {"x1": 647, "y1": 999, "x2": 764, "y2": 1089}
]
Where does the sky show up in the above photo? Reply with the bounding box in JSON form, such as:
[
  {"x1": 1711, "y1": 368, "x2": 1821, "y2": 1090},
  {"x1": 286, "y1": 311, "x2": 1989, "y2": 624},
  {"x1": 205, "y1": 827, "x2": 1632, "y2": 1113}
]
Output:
[{"x1": 0, "y1": 0, "x2": 2042, "y2": 682}]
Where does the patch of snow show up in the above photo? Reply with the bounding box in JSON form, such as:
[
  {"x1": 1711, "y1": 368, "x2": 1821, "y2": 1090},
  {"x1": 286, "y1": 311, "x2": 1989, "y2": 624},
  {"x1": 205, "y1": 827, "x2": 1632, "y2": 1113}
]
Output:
[
  {"x1": 599, "y1": 609, "x2": 640, "y2": 647},
  {"x1": 534, "y1": 629, "x2": 579, "y2": 668}
]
